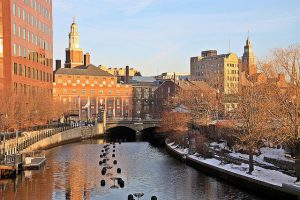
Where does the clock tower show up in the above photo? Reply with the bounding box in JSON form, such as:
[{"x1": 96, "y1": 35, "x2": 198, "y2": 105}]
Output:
[
  {"x1": 242, "y1": 33, "x2": 256, "y2": 76},
  {"x1": 65, "y1": 18, "x2": 84, "y2": 68}
]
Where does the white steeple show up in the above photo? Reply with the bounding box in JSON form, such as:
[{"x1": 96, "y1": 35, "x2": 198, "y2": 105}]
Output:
[{"x1": 69, "y1": 17, "x2": 80, "y2": 49}]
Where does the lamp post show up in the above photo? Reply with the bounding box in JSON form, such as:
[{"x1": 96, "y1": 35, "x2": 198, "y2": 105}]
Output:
[
  {"x1": 0, "y1": 112, "x2": 3, "y2": 159},
  {"x1": 16, "y1": 119, "x2": 21, "y2": 155},
  {"x1": 3, "y1": 114, "x2": 7, "y2": 163},
  {"x1": 216, "y1": 89, "x2": 220, "y2": 121}
]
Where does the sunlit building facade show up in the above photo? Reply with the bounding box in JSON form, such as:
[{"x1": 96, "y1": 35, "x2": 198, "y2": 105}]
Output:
[
  {"x1": 53, "y1": 20, "x2": 132, "y2": 121},
  {"x1": 0, "y1": 0, "x2": 53, "y2": 94}
]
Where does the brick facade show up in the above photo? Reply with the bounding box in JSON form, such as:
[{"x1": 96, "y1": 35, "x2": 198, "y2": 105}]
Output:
[
  {"x1": 53, "y1": 65, "x2": 132, "y2": 121},
  {"x1": 0, "y1": 0, "x2": 53, "y2": 95}
]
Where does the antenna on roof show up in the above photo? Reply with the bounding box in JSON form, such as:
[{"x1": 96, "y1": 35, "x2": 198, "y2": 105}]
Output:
[
  {"x1": 73, "y1": 16, "x2": 76, "y2": 23},
  {"x1": 228, "y1": 39, "x2": 231, "y2": 53},
  {"x1": 174, "y1": 72, "x2": 176, "y2": 83}
]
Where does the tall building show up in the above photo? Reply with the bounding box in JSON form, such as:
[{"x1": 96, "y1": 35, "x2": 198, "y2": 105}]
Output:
[
  {"x1": 0, "y1": 0, "x2": 53, "y2": 94},
  {"x1": 190, "y1": 50, "x2": 239, "y2": 94},
  {"x1": 65, "y1": 18, "x2": 83, "y2": 68},
  {"x1": 242, "y1": 34, "x2": 256, "y2": 76}
]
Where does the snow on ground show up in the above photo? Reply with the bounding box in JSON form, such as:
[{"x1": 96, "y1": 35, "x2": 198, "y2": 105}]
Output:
[
  {"x1": 209, "y1": 140, "x2": 294, "y2": 165},
  {"x1": 167, "y1": 142, "x2": 188, "y2": 154},
  {"x1": 260, "y1": 147, "x2": 293, "y2": 162},
  {"x1": 167, "y1": 142, "x2": 297, "y2": 187},
  {"x1": 189, "y1": 154, "x2": 296, "y2": 187},
  {"x1": 209, "y1": 142, "x2": 227, "y2": 150},
  {"x1": 229, "y1": 147, "x2": 294, "y2": 166}
]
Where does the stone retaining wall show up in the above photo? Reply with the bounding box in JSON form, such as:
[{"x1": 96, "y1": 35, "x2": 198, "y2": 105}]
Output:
[{"x1": 22, "y1": 126, "x2": 101, "y2": 152}]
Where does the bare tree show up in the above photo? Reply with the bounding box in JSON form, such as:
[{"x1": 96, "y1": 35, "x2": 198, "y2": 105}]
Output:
[
  {"x1": 261, "y1": 45, "x2": 300, "y2": 181},
  {"x1": 159, "y1": 111, "x2": 189, "y2": 134},
  {"x1": 232, "y1": 83, "x2": 280, "y2": 174},
  {"x1": 167, "y1": 81, "x2": 217, "y2": 126}
]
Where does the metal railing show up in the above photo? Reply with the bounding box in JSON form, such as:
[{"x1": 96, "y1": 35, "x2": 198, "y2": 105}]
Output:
[{"x1": 0, "y1": 123, "x2": 80, "y2": 162}]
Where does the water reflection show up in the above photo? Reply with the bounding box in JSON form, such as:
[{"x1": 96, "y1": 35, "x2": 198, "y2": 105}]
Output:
[{"x1": 0, "y1": 140, "x2": 267, "y2": 200}]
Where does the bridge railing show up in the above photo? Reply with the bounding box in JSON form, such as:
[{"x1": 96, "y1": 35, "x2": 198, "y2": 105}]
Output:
[
  {"x1": 0, "y1": 123, "x2": 80, "y2": 159},
  {"x1": 106, "y1": 118, "x2": 161, "y2": 123}
]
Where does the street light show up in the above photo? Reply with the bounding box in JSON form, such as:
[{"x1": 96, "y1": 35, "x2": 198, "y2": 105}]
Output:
[
  {"x1": 0, "y1": 112, "x2": 3, "y2": 159},
  {"x1": 216, "y1": 89, "x2": 220, "y2": 121}
]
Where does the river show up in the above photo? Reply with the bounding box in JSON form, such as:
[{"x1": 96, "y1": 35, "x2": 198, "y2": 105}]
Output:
[{"x1": 0, "y1": 140, "x2": 268, "y2": 200}]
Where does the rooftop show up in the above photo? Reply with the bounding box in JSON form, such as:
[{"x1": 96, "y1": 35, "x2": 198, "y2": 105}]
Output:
[
  {"x1": 131, "y1": 76, "x2": 156, "y2": 83},
  {"x1": 55, "y1": 64, "x2": 114, "y2": 77}
]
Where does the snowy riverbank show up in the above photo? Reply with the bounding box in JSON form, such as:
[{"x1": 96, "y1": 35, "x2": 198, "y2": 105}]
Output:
[{"x1": 166, "y1": 141, "x2": 300, "y2": 199}]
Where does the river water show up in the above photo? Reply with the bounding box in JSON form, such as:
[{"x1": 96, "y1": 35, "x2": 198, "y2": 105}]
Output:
[{"x1": 0, "y1": 140, "x2": 268, "y2": 200}]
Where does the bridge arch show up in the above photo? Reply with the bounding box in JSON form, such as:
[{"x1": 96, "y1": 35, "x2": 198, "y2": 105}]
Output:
[{"x1": 105, "y1": 126, "x2": 136, "y2": 142}]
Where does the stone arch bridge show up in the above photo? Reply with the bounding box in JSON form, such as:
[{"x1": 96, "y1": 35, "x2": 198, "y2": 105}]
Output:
[{"x1": 105, "y1": 119, "x2": 161, "y2": 132}]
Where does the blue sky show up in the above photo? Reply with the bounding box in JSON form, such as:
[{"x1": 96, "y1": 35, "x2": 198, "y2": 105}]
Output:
[{"x1": 53, "y1": 0, "x2": 300, "y2": 75}]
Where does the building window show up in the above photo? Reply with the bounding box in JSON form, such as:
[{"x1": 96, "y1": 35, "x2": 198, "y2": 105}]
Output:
[
  {"x1": 18, "y1": 26, "x2": 21, "y2": 38},
  {"x1": 108, "y1": 90, "x2": 112, "y2": 95},
  {"x1": 116, "y1": 90, "x2": 120, "y2": 95},
  {"x1": 63, "y1": 89, "x2": 67, "y2": 94},
  {"x1": 13, "y1": 44, "x2": 17, "y2": 56},
  {"x1": 17, "y1": 6, "x2": 21, "y2": 18},
  {"x1": 23, "y1": 28, "x2": 26, "y2": 40},
  {"x1": 99, "y1": 90, "x2": 103, "y2": 95},
  {"x1": 72, "y1": 89, "x2": 76, "y2": 94},
  {"x1": 90, "y1": 89, "x2": 95, "y2": 95},
  {"x1": 23, "y1": 9, "x2": 26, "y2": 20},
  {"x1": 13, "y1": 63, "x2": 17, "y2": 75},
  {"x1": 28, "y1": 67, "x2": 31, "y2": 78},
  {"x1": 19, "y1": 64, "x2": 22, "y2": 76},
  {"x1": 27, "y1": 13, "x2": 30, "y2": 24},
  {"x1": 12, "y1": 3, "x2": 16, "y2": 16},
  {"x1": 82, "y1": 89, "x2": 86, "y2": 94},
  {"x1": 13, "y1": 23, "x2": 16, "y2": 35}
]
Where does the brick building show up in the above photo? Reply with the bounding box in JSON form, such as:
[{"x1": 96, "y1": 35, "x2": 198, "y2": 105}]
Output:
[
  {"x1": 53, "y1": 64, "x2": 132, "y2": 121},
  {"x1": 130, "y1": 76, "x2": 158, "y2": 119},
  {"x1": 0, "y1": 0, "x2": 53, "y2": 95},
  {"x1": 154, "y1": 80, "x2": 216, "y2": 117},
  {"x1": 53, "y1": 20, "x2": 132, "y2": 121}
]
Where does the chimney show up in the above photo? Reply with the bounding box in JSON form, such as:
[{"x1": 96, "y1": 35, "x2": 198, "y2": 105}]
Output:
[
  {"x1": 55, "y1": 60, "x2": 61, "y2": 71},
  {"x1": 84, "y1": 53, "x2": 90, "y2": 66},
  {"x1": 125, "y1": 66, "x2": 130, "y2": 83}
]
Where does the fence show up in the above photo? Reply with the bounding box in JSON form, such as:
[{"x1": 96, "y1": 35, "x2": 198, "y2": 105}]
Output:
[{"x1": 0, "y1": 123, "x2": 79, "y2": 164}]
